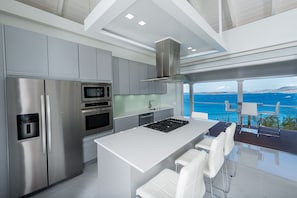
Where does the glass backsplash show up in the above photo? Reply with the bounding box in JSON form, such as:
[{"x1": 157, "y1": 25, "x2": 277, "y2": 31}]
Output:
[{"x1": 114, "y1": 95, "x2": 161, "y2": 116}]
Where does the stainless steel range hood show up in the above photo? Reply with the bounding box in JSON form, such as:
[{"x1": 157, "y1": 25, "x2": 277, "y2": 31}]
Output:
[{"x1": 142, "y1": 37, "x2": 186, "y2": 82}]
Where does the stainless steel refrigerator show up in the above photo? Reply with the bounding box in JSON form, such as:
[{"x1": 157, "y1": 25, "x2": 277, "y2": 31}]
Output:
[{"x1": 6, "y1": 77, "x2": 83, "y2": 197}]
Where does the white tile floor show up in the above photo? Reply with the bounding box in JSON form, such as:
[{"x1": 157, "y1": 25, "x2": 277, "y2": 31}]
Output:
[{"x1": 30, "y1": 142, "x2": 297, "y2": 198}]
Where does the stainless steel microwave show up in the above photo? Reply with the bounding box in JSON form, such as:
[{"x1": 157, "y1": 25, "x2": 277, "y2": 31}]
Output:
[{"x1": 81, "y1": 83, "x2": 111, "y2": 102}]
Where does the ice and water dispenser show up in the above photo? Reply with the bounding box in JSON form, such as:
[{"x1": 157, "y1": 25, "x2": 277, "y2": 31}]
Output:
[{"x1": 17, "y1": 113, "x2": 39, "y2": 140}]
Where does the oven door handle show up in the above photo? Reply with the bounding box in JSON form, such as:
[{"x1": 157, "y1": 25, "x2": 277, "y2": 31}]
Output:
[
  {"x1": 81, "y1": 108, "x2": 99, "y2": 114},
  {"x1": 82, "y1": 107, "x2": 112, "y2": 113},
  {"x1": 97, "y1": 107, "x2": 112, "y2": 111}
]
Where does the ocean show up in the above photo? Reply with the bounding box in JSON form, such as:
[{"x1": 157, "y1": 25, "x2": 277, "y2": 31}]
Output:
[{"x1": 184, "y1": 93, "x2": 297, "y2": 125}]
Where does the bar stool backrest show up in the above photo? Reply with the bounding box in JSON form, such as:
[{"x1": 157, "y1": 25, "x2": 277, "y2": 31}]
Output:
[
  {"x1": 224, "y1": 123, "x2": 236, "y2": 156},
  {"x1": 176, "y1": 151, "x2": 207, "y2": 198},
  {"x1": 208, "y1": 132, "x2": 226, "y2": 178}
]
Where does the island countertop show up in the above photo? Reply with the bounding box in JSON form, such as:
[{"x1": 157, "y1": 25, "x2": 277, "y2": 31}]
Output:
[{"x1": 95, "y1": 118, "x2": 218, "y2": 173}]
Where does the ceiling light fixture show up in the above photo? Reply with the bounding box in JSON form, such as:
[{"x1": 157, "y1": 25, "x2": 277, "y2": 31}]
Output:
[
  {"x1": 125, "y1": 13, "x2": 134, "y2": 20},
  {"x1": 192, "y1": 49, "x2": 197, "y2": 52},
  {"x1": 187, "y1": 47, "x2": 192, "y2": 50},
  {"x1": 138, "y1": 21, "x2": 146, "y2": 26}
]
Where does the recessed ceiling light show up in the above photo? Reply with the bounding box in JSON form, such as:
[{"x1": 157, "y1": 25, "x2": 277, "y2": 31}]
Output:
[
  {"x1": 192, "y1": 49, "x2": 197, "y2": 52},
  {"x1": 125, "y1": 13, "x2": 134, "y2": 20},
  {"x1": 138, "y1": 21, "x2": 146, "y2": 26},
  {"x1": 187, "y1": 47, "x2": 192, "y2": 50}
]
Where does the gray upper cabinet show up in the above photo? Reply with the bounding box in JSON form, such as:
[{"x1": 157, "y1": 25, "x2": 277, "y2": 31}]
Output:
[
  {"x1": 113, "y1": 58, "x2": 167, "y2": 95},
  {"x1": 79, "y1": 44, "x2": 97, "y2": 81},
  {"x1": 48, "y1": 37, "x2": 79, "y2": 79},
  {"x1": 138, "y1": 63, "x2": 148, "y2": 94},
  {"x1": 129, "y1": 60, "x2": 139, "y2": 95},
  {"x1": 5, "y1": 25, "x2": 48, "y2": 76},
  {"x1": 155, "y1": 81, "x2": 167, "y2": 94},
  {"x1": 79, "y1": 45, "x2": 112, "y2": 81},
  {"x1": 113, "y1": 57, "x2": 130, "y2": 95},
  {"x1": 147, "y1": 65, "x2": 156, "y2": 94},
  {"x1": 97, "y1": 49, "x2": 112, "y2": 81}
]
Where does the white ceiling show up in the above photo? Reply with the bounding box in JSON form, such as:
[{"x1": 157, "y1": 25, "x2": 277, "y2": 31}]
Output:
[
  {"x1": 15, "y1": 0, "x2": 297, "y2": 58},
  {"x1": 84, "y1": 0, "x2": 226, "y2": 58}
]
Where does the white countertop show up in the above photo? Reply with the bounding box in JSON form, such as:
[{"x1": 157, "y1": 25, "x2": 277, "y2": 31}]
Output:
[
  {"x1": 95, "y1": 118, "x2": 218, "y2": 173},
  {"x1": 114, "y1": 107, "x2": 173, "y2": 119}
]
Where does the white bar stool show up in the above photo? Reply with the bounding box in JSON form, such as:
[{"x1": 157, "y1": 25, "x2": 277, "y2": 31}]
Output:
[
  {"x1": 195, "y1": 123, "x2": 237, "y2": 192},
  {"x1": 174, "y1": 132, "x2": 226, "y2": 198},
  {"x1": 240, "y1": 102, "x2": 259, "y2": 135},
  {"x1": 136, "y1": 150, "x2": 207, "y2": 198}
]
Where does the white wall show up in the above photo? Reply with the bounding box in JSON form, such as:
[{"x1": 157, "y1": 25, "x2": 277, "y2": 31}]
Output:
[
  {"x1": 223, "y1": 8, "x2": 297, "y2": 53},
  {"x1": 0, "y1": 24, "x2": 8, "y2": 198},
  {"x1": 181, "y1": 8, "x2": 297, "y2": 74}
]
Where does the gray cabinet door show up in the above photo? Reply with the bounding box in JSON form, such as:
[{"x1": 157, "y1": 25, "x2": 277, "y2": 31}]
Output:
[
  {"x1": 79, "y1": 44, "x2": 97, "y2": 80},
  {"x1": 0, "y1": 24, "x2": 8, "y2": 198},
  {"x1": 97, "y1": 49, "x2": 112, "y2": 81},
  {"x1": 112, "y1": 57, "x2": 130, "y2": 95},
  {"x1": 48, "y1": 37, "x2": 79, "y2": 79},
  {"x1": 138, "y1": 63, "x2": 148, "y2": 94},
  {"x1": 147, "y1": 65, "x2": 156, "y2": 94},
  {"x1": 129, "y1": 60, "x2": 139, "y2": 94},
  {"x1": 5, "y1": 25, "x2": 48, "y2": 76},
  {"x1": 154, "y1": 109, "x2": 174, "y2": 122},
  {"x1": 114, "y1": 116, "x2": 139, "y2": 132},
  {"x1": 155, "y1": 82, "x2": 167, "y2": 94}
]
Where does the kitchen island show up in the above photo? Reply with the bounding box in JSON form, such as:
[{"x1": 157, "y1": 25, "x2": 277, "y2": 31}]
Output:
[{"x1": 94, "y1": 118, "x2": 218, "y2": 198}]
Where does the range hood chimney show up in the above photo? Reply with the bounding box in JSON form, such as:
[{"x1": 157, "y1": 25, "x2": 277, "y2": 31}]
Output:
[
  {"x1": 142, "y1": 37, "x2": 185, "y2": 82},
  {"x1": 156, "y1": 38, "x2": 181, "y2": 78}
]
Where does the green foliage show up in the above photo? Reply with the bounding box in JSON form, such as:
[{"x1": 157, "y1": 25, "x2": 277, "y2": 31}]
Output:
[
  {"x1": 261, "y1": 115, "x2": 297, "y2": 130},
  {"x1": 281, "y1": 116, "x2": 297, "y2": 130},
  {"x1": 261, "y1": 115, "x2": 279, "y2": 128}
]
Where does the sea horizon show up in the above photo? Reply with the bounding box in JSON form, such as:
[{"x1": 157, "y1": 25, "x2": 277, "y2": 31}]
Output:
[{"x1": 184, "y1": 92, "x2": 297, "y2": 126}]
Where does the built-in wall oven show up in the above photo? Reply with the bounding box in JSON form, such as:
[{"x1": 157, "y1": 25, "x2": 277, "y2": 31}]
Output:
[{"x1": 81, "y1": 83, "x2": 113, "y2": 136}]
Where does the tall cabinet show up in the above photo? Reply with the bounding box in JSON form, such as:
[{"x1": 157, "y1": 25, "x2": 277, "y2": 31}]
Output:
[
  {"x1": 0, "y1": 24, "x2": 8, "y2": 198},
  {"x1": 112, "y1": 57, "x2": 130, "y2": 95}
]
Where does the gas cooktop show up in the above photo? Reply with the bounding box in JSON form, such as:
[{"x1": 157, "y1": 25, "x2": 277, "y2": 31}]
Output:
[{"x1": 144, "y1": 118, "x2": 189, "y2": 133}]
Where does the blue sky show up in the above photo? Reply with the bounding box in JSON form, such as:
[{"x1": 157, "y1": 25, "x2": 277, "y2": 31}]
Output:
[{"x1": 184, "y1": 76, "x2": 297, "y2": 93}]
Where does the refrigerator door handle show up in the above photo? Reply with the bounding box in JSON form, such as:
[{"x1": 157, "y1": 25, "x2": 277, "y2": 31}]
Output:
[
  {"x1": 46, "y1": 95, "x2": 52, "y2": 153},
  {"x1": 41, "y1": 95, "x2": 46, "y2": 154}
]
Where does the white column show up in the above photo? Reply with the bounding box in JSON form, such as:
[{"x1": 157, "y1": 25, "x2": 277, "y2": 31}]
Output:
[
  {"x1": 189, "y1": 83, "x2": 194, "y2": 116},
  {"x1": 218, "y1": 0, "x2": 222, "y2": 37},
  {"x1": 237, "y1": 80, "x2": 243, "y2": 125}
]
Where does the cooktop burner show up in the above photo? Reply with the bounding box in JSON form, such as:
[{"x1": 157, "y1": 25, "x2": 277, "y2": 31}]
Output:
[{"x1": 144, "y1": 118, "x2": 189, "y2": 133}]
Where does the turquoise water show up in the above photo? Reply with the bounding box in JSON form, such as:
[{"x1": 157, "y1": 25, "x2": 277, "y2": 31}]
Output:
[{"x1": 184, "y1": 93, "x2": 297, "y2": 125}]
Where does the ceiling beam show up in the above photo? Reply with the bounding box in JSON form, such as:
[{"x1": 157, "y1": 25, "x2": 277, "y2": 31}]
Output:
[
  {"x1": 153, "y1": 0, "x2": 227, "y2": 52},
  {"x1": 226, "y1": 0, "x2": 238, "y2": 28},
  {"x1": 57, "y1": 0, "x2": 65, "y2": 16},
  {"x1": 84, "y1": 0, "x2": 136, "y2": 32}
]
